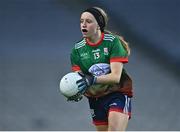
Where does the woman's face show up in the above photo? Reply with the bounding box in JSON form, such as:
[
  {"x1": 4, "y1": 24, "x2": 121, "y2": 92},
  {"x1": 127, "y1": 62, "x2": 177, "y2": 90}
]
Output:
[{"x1": 80, "y1": 12, "x2": 99, "y2": 38}]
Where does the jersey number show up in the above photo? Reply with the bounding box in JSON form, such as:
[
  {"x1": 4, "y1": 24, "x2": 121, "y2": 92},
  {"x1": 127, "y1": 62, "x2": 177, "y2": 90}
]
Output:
[{"x1": 94, "y1": 52, "x2": 100, "y2": 60}]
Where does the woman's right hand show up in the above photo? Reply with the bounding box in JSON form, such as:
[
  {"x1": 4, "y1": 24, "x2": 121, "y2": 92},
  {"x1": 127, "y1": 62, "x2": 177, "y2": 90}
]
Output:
[{"x1": 76, "y1": 72, "x2": 97, "y2": 91}]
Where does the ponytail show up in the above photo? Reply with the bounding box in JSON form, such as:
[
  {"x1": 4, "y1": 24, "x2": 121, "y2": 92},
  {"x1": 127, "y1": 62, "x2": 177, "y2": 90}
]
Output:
[
  {"x1": 87, "y1": 7, "x2": 131, "y2": 56},
  {"x1": 104, "y1": 30, "x2": 131, "y2": 56},
  {"x1": 119, "y1": 36, "x2": 131, "y2": 56}
]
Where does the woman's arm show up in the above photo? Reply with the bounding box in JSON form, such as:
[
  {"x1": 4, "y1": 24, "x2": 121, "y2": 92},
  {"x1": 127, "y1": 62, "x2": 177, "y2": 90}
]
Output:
[
  {"x1": 96, "y1": 62, "x2": 123, "y2": 84},
  {"x1": 73, "y1": 62, "x2": 123, "y2": 92}
]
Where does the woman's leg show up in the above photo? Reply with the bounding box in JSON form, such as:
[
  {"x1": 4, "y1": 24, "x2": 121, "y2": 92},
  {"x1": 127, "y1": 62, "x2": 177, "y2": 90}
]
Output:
[
  {"x1": 88, "y1": 93, "x2": 131, "y2": 131},
  {"x1": 95, "y1": 125, "x2": 108, "y2": 131},
  {"x1": 107, "y1": 94, "x2": 131, "y2": 131},
  {"x1": 88, "y1": 97, "x2": 108, "y2": 131},
  {"x1": 108, "y1": 111, "x2": 129, "y2": 131}
]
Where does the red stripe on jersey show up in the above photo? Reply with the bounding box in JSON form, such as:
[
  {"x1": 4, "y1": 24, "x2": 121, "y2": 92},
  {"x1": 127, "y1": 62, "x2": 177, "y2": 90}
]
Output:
[
  {"x1": 110, "y1": 57, "x2": 128, "y2": 63},
  {"x1": 86, "y1": 32, "x2": 104, "y2": 47},
  {"x1": 93, "y1": 120, "x2": 108, "y2": 126},
  {"x1": 72, "y1": 65, "x2": 81, "y2": 71}
]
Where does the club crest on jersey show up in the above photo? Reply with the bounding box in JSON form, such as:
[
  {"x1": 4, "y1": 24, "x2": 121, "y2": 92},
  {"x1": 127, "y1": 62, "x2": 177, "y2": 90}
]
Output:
[{"x1": 104, "y1": 47, "x2": 109, "y2": 55}]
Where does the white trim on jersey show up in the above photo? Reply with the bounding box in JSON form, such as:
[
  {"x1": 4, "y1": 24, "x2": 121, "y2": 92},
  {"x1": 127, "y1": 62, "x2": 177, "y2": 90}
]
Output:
[
  {"x1": 104, "y1": 38, "x2": 114, "y2": 42},
  {"x1": 123, "y1": 95, "x2": 130, "y2": 114},
  {"x1": 75, "y1": 39, "x2": 86, "y2": 49},
  {"x1": 104, "y1": 33, "x2": 116, "y2": 38},
  {"x1": 104, "y1": 34, "x2": 115, "y2": 42},
  {"x1": 104, "y1": 34, "x2": 115, "y2": 38}
]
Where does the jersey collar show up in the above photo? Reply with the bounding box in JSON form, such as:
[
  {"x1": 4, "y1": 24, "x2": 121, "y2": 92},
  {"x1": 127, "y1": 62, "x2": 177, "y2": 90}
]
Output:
[{"x1": 86, "y1": 32, "x2": 104, "y2": 47}]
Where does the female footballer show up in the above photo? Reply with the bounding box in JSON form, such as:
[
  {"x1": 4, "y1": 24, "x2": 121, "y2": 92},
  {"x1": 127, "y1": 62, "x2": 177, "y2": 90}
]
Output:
[{"x1": 70, "y1": 7, "x2": 133, "y2": 131}]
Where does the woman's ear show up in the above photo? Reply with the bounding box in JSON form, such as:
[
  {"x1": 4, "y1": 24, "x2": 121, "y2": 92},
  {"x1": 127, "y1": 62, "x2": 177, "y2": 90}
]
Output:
[{"x1": 97, "y1": 26, "x2": 100, "y2": 30}]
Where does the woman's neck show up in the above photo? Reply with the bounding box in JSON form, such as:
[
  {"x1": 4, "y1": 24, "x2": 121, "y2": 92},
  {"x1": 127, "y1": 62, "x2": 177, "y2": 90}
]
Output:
[{"x1": 87, "y1": 31, "x2": 102, "y2": 44}]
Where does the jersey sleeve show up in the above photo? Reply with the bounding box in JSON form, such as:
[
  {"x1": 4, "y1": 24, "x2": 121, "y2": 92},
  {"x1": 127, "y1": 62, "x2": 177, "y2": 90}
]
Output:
[
  {"x1": 110, "y1": 36, "x2": 128, "y2": 63},
  {"x1": 70, "y1": 48, "x2": 81, "y2": 71}
]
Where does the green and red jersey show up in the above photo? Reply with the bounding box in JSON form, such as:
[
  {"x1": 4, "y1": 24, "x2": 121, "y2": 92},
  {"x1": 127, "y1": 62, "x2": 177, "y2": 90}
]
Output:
[{"x1": 71, "y1": 33, "x2": 133, "y2": 97}]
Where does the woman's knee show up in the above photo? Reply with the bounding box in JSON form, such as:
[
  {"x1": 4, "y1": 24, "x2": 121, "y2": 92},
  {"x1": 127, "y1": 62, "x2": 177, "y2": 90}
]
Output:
[{"x1": 95, "y1": 125, "x2": 108, "y2": 131}]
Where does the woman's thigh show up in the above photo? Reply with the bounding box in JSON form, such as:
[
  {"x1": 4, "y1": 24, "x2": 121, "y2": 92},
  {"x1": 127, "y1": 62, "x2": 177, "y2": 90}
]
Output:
[{"x1": 108, "y1": 111, "x2": 129, "y2": 131}]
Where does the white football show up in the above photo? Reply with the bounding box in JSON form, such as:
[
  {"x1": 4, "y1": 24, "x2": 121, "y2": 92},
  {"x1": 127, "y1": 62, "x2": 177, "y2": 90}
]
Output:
[{"x1": 59, "y1": 72, "x2": 82, "y2": 98}]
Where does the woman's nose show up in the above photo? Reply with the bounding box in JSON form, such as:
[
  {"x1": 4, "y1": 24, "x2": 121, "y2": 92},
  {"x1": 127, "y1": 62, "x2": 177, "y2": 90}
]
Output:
[{"x1": 82, "y1": 21, "x2": 87, "y2": 27}]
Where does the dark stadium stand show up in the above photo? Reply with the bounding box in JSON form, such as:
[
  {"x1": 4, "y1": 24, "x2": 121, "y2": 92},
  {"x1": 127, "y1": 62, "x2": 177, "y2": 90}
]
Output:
[{"x1": 97, "y1": 0, "x2": 180, "y2": 71}]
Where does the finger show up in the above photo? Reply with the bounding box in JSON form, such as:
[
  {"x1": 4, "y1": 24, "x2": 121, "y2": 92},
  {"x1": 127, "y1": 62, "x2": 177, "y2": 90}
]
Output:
[
  {"x1": 78, "y1": 85, "x2": 86, "y2": 92},
  {"x1": 77, "y1": 72, "x2": 85, "y2": 77},
  {"x1": 76, "y1": 78, "x2": 85, "y2": 84},
  {"x1": 77, "y1": 81, "x2": 86, "y2": 88}
]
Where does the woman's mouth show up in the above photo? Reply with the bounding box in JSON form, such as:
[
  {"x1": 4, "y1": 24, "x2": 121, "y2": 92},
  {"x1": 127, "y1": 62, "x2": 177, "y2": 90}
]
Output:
[{"x1": 82, "y1": 29, "x2": 88, "y2": 33}]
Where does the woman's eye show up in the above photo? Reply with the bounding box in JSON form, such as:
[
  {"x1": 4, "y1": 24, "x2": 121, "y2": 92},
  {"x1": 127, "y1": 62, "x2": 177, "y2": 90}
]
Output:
[{"x1": 87, "y1": 20, "x2": 92, "y2": 23}]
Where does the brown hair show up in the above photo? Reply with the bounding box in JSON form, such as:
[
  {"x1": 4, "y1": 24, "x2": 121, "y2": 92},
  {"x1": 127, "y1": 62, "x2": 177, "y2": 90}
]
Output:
[
  {"x1": 94, "y1": 7, "x2": 131, "y2": 56},
  {"x1": 118, "y1": 35, "x2": 131, "y2": 56}
]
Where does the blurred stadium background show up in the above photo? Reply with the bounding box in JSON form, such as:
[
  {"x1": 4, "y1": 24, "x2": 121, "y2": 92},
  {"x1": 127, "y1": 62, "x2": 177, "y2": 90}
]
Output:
[{"x1": 0, "y1": 0, "x2": 180, "y2": 130}]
